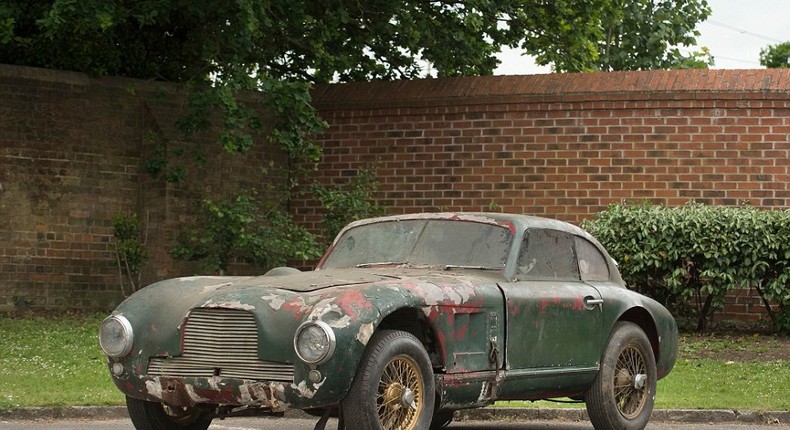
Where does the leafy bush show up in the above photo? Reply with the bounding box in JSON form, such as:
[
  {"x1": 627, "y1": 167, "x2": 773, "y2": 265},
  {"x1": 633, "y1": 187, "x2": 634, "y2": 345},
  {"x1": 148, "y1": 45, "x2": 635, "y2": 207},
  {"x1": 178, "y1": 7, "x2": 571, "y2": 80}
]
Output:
[
  {"x1": 171, "y1": 191, "x2": 321, "y2": 274},
  {"x1": 582, "y1": 203, "x2": 790, "y2": 333},
  {"x1": 112, "y1": 213, "x2": 150, "y2": 297},
  {"x1": 312, "y1": 169, "x2": 388, "y2": 243}
]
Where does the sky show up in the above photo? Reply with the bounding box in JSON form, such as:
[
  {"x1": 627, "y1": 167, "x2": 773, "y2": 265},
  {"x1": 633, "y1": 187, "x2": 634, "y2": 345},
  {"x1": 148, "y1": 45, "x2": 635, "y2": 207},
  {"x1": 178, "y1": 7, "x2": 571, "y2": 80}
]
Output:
[{"x1": 494, "y1": 0, "x2": 790, "y2": 75}]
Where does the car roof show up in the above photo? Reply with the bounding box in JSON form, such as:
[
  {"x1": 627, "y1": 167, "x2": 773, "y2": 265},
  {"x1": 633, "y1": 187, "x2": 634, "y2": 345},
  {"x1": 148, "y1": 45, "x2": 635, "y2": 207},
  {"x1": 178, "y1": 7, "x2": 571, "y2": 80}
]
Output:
[
  {"x1": 342, "y1": 212, "x2": 590, "y2": 238},
  {"x1": 336, "y1": 212, "x2": 624, "y2": 287}
]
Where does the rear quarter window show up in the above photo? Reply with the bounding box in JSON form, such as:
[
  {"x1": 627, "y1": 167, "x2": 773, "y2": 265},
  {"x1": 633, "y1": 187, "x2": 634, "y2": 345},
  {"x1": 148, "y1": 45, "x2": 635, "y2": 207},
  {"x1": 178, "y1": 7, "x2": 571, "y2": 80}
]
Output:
[{"x1": 575, "y1": 237, "x2": 610, "y2": 282}]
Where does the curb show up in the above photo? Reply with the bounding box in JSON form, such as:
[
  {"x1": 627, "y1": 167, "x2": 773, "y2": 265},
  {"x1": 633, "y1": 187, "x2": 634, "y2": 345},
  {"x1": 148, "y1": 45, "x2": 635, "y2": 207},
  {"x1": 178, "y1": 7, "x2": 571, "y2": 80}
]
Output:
[
  {"x1": 458, "y1": 408, "x2": 790, "y2": 424},
  {"x1": 1, "y1": 406, "x2": 788, "y2": 424}
]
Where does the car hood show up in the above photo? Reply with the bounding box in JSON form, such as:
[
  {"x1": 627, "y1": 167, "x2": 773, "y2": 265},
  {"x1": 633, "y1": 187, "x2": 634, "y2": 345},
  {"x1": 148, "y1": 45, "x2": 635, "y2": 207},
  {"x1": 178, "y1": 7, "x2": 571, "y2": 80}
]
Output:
[
  {"x1": 230, "y1": 268, "x2": 401, "y2": 292},
  {"x1": 115, "y1": 267, "x2": 502, "y2": 323}
]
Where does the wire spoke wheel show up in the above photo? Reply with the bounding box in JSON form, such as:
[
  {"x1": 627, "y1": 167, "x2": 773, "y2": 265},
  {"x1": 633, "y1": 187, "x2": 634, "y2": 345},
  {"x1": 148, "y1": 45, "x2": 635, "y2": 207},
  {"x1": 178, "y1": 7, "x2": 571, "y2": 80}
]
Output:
[
  {"x1": 342, "y1": 330, "x2": 434, "y2": 430},
  {"x1": 613, "y1": 345, "x2": 648, "y2": 419},
  {"x1": 377, "y1": 355, "x2": 424, "y2": 430},
  {"x1": 585, "y1": 322, "x2": 657, "y2": 430}
]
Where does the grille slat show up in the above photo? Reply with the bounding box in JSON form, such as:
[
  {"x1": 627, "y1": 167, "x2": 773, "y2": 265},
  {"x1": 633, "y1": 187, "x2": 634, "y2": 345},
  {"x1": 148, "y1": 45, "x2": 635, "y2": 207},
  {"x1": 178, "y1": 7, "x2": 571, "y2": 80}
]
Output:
[{"x1": 147, "y1": 308, "x2": 294, "y2": 382}]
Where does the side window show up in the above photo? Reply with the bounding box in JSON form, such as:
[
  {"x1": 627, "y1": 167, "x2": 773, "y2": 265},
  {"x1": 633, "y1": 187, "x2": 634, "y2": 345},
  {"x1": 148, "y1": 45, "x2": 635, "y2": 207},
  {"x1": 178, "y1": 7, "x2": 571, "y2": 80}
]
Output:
[
  {"x1": 517, "y1": 229, "x2": 580, "y2": 280},
  {"x1": 575, "y1": 237, "x2": 610, "y2": 282}
]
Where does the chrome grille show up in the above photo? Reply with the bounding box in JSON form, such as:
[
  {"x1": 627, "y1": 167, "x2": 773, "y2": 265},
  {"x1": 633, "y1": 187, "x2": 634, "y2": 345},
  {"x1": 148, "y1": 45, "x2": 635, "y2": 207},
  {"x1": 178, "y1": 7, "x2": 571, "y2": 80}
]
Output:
[{"x1": 147, "y1": 308, "x2": 294, "y2": 381}]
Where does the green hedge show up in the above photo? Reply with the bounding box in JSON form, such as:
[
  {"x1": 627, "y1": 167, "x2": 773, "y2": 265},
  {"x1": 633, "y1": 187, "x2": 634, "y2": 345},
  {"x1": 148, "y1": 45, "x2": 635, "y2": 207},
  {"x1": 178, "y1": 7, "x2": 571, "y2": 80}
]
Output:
[{"x1": 582, "y1": 203, "x2": 790, "y2": 333}]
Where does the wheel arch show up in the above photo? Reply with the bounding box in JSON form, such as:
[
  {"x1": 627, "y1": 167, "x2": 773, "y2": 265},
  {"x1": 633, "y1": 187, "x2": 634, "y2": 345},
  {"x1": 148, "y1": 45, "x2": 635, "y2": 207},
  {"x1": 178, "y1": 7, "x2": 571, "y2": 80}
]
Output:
[
  {"x1": 617, "y1": 307, "x2": 660, "y2": 362},
  {"x1": 376, "y1": 306, "x2": 445, "y2": 370}
]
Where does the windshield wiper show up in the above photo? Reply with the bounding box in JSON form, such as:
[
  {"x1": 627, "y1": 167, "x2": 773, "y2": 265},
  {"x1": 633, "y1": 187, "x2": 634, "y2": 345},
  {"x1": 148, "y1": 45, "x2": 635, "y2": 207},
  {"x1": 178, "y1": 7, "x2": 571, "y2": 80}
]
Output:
[
  {"x1": 356, "y1": 261, "x2": 407, "y2": 268},
  {"x1": 443, "y1": 265, "x2": 499, "y2": 271}
]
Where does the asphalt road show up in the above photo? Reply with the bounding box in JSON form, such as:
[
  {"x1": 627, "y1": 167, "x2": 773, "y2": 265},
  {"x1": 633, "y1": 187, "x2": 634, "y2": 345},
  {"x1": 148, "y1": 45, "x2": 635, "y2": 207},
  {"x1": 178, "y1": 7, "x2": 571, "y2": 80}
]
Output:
[{"x1": 0, "y1": 418, "x2": 785, "y2": 430}]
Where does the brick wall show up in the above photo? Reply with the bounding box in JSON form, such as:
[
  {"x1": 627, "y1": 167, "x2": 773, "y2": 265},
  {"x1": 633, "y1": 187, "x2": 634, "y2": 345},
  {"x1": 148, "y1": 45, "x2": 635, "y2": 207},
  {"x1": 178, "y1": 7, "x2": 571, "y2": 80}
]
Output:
[
  {"x1": 304, "y1": 69, "x2": 790, "y2": 228},
  {"x1": 0, "y1": 65, "x2": 283, "y2": 311},
  {"x1": 2, "y1": 65, "x2": 789, "y2": 319},
  {"x1": 302, "y1": 69, "x2": 790, "y2": 324}
]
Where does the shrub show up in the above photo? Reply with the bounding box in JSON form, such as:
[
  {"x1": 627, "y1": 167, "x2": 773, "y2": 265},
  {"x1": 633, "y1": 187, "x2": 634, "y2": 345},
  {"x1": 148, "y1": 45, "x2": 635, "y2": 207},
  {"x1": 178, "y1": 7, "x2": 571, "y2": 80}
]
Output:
[
  {"x1": 312, "y1": 169, "x2": 387, "y2": 243},
  {"x1": 172, "y1": 191, "x2": 321, "y2": 274},
  {"x1": 582, "y1": 203, "x2": 790, "y2": 333},
  {"x1": 112, "y1": 213, "x2": 150, "y2": 297}
]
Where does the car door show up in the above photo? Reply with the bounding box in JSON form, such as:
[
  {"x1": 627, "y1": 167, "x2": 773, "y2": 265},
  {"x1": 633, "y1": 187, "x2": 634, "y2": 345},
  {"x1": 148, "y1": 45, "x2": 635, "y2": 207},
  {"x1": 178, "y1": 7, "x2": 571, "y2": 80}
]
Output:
[{"x1": 498, "y1": 228, "x2": 603, "y2": 375}]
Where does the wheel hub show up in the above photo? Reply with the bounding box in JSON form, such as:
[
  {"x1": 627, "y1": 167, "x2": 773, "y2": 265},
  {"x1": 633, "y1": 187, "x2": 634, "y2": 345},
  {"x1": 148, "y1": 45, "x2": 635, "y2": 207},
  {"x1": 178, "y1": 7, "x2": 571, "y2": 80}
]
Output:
[
  {"x1": 384, "y1": 383, "x2": 404, "y2": 408},
  {"x1": 383, "y1": 383, "x2": 417, "y2": 410},
  {"x1": 615, "y1": 368, "x2": 632, "y2": 387},
  {"x1": 633, "y1": 373, "x2": 647, "y2": 390},
  {"x1": 401, "y1": 388, "x2": 416, "y2": 409}
]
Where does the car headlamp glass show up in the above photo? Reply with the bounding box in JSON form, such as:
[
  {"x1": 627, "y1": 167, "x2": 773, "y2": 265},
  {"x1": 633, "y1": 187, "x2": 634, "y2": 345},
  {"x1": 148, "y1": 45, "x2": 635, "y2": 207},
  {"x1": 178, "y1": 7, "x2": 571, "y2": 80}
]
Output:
[
  {"x1": 99, "y1": 315, "x2": 134, "y2": 358},
  {"x1": 294, "y1": 321, "x2": 336, "y2": 365}
]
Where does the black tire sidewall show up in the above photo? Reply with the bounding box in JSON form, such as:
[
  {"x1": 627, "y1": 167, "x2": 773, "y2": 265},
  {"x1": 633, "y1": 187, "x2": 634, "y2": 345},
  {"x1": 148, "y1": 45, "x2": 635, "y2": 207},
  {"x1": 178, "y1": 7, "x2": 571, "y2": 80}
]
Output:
[
  {"x1": 126, "y1": 396, "x2": 212, "y2": 430},
  {"x1": 585, "y1": 322, "x2": 657, "y2": 430},
  {"x1": 342, "y1": 330, "x2": 435, "y2": 430}
]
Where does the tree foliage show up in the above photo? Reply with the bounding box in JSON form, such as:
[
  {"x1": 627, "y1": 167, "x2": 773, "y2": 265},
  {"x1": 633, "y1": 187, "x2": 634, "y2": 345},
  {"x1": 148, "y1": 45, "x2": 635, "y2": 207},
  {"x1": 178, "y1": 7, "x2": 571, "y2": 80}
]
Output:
[
  {"x1": 1, "y1": 1, "x2": 712, "y2": 80},
  {"x1": 586, "y1": 0, "x2": 712, "y2": 72},
  {"x1": 760, "y1": 41, "x2": 790, "y2": 68},
  {"x1": 0, "y1": 1, "x2": 713, "y2": 153}
]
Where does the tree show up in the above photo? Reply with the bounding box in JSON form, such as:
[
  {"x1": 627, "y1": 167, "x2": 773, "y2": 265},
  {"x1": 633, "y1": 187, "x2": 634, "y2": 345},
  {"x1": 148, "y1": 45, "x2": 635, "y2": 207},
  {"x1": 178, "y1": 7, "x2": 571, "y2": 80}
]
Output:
[
  {"x1": 760, "y1": 41, "x2": 790, "y2": 68},
  {"x1": 586, "y1": 0, "x2": 712, "y2": 72},
  {"x1": 0, "y1": 1, "x2": 619, "y2": 167},
  {"x1": 0, "y1": 1, "x2": 713, "y2": 134}
]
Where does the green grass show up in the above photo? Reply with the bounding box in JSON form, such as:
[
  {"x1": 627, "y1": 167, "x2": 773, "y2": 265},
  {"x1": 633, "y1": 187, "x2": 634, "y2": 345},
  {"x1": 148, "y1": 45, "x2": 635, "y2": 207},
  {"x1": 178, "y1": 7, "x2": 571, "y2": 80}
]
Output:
[
  {"x1": 1, "y1": 314, "x2": 788, "y2": 411},
  {"x1": 0, "y1": 314, "x2": 124, "y2": 409},
  {"x1": 500, "y1": 358, "x2": 790, "y2": 411},
  {"x1": 656, "y1": 358, "x2": 790, "y2": 410}
]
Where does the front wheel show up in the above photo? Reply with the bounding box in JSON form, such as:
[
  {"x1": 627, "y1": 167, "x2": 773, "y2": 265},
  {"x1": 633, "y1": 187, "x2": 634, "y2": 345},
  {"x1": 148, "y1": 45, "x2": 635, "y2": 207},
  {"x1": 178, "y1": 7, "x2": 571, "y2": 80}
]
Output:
[
  {"x1": 342, "y1": 330, "x2": 435, "y2": 430},
  {"x1": 585, "y1": 322, "x2": 657, "y2": 430},
  {"x1": 126, "y1": 396, "x2": 213, "y2": 430}
]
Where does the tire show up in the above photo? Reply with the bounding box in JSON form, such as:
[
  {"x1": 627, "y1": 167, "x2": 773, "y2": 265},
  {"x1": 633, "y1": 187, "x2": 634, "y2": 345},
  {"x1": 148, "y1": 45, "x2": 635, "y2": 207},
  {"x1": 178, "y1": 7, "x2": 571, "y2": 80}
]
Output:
[
  {"x1": 126, "y1": 396, "x2": 212, "y2": 430},
  {"x1": 342, "y1": 330, "x2": 435, "y2": 430},
  {"x1": 585, "y1": 322, "x2": 657, "y2": 430}
]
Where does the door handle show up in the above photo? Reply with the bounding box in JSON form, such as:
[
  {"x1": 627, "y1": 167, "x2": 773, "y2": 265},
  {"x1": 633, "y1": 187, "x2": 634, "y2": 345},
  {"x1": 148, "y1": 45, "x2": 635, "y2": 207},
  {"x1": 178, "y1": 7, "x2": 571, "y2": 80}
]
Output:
[{"x1": 584, "y1": 296, "x2": 604, "y2": 310}]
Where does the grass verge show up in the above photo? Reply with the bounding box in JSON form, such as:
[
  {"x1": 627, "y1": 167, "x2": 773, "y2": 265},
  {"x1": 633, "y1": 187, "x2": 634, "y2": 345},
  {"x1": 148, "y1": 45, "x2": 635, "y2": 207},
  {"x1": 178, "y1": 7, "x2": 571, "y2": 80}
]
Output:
[
  {"x1": 1, "y1": 314, "x2": 788, "y2": 410},
  {"x1": 0, "y1": 314, "x2": 123, "y2": 409}
]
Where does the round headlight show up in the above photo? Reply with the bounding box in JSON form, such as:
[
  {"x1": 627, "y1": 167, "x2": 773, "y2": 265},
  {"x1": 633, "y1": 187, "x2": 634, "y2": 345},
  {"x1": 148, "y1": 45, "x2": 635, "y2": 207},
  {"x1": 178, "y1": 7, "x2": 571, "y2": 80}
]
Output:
[
  {"x1": 294, "y1": 321, "x2": 336, "y2": 365},
  {"x1": 99, "y1": 315, "x2": 134, "y2": 358}
]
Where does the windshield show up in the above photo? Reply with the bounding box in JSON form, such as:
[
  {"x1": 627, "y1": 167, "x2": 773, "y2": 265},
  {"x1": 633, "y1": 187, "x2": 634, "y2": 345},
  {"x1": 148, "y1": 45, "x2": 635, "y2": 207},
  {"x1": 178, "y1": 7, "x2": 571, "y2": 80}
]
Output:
[{"x1": 321, "y1": 219, "x2": 512, "y2": 269}]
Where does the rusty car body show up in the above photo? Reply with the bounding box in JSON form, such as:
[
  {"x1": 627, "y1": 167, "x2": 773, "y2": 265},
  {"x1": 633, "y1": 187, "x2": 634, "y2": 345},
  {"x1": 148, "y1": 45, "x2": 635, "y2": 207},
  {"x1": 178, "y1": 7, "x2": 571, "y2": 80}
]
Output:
[{"x1": 100, "y1": 212, "x2": 678, "y2": 430}]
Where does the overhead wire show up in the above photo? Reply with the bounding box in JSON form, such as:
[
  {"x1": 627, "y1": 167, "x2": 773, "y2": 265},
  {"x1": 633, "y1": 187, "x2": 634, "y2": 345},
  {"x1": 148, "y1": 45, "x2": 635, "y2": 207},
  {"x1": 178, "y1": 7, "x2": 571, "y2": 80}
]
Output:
[
  {"x1": 704, "y1": 19, "x2": 784, "y2": 44},
  {"x1": 697, "y1": 18, "x2": 785, "y2": 66}
]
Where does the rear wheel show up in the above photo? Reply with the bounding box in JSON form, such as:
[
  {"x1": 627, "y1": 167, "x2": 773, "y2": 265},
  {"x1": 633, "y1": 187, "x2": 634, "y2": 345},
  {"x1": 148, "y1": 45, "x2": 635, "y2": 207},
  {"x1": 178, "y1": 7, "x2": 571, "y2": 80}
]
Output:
[
  {"x1": 126, "y1": 396, "x2": 212, "y2": 430},
  {"x1": 585, "y1": 322, "x2": 657, "y2": 430},
  {"x1": 342, "y1": 330, "x2": 435, "y2": 430}
]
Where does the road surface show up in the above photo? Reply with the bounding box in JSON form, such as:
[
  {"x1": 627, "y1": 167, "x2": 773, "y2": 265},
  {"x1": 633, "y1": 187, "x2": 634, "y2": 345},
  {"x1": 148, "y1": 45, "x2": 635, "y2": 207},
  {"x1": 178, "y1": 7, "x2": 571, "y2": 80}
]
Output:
[{"x1": 0, "y1": 417, "x2": 784, "y2": 430}]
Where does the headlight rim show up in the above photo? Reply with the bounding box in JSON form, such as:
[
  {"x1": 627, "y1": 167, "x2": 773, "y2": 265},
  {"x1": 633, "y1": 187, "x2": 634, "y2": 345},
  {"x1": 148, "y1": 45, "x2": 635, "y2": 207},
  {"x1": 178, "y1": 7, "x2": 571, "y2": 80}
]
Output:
[
  {"x1": 99, "y1": 314, "x2": 134, "y2": 359},
  {"x1": 293, "y1": 320, "x2": 336, "y2": 366}
]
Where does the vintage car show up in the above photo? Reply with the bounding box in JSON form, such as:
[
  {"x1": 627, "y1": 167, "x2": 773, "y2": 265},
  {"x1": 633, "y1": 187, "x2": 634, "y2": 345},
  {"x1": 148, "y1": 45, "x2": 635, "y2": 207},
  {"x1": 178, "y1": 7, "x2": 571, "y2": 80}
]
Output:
[{"x1": 99, "y1": 213, "x2": 678, "y2": 430}]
